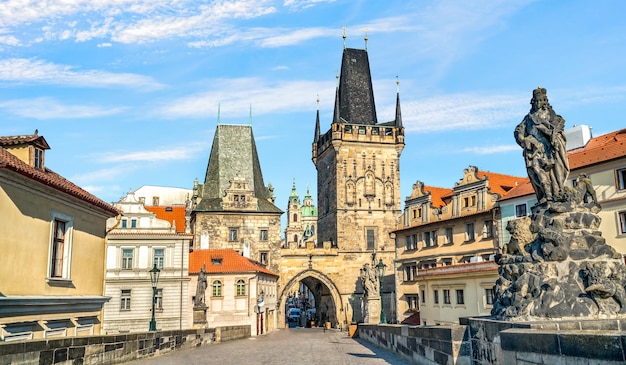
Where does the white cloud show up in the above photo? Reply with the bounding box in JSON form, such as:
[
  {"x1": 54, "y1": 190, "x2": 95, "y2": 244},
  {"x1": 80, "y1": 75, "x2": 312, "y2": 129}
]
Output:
[
  {"x1": 385, "y1": 92, "x2": 528, "y2": 133},
  {"x1": 462, "y1": 144, "x2": 520, "y2": 155},
  {"x1": 0, "y1": 97, "x2": 125, "y2": 119},
  {"x1": 96, "y1": 144, "x2": 206, "y2": 163},
  {"x1": 97, "y1": 42, "x2": 112, "y2": 47},
  {"x1": 157, "y1": 78, "x2": 335, "y2": 118},
  {"x1": 283, "y1": 0, "x2": 335, "y2": 10},
  {"x1": 0, "y1": 58, "x2": 163, "y2": 90}
]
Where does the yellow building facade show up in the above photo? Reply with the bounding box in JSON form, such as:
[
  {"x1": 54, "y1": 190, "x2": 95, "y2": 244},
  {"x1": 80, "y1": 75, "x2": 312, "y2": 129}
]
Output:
[
  {"x1": 0, "y1": 132, "x2": 118, "y2": 341},
  {"x1": 394, "y1": 166, "x2": 525, "y2": 325}
]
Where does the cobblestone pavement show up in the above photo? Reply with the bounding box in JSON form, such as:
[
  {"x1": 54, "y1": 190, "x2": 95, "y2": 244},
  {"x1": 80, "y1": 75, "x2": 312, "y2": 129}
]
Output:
[{"x1": 125, "y1": 328, "x2": 413, "y2": 365}]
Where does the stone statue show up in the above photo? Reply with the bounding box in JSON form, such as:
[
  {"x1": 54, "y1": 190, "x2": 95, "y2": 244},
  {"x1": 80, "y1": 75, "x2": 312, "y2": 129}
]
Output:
[
  {"x1": 195, "y1": 264, "x2": 207, "y2": 307},
  {"x1": 514, "y1": 87, "x2": 570, "y2": 204},
  {"x1": 360, "y1": 263, "x2": 379, "y2": 297},
  {"x1": 492, "y1": 87, "x2": 626, "y2": 320}
]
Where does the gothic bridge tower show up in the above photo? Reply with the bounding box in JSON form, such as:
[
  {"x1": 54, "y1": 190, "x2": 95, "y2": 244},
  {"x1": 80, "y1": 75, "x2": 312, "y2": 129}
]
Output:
[{"x1": 278, "y1": 44, "x2": 404, "y2": 326}]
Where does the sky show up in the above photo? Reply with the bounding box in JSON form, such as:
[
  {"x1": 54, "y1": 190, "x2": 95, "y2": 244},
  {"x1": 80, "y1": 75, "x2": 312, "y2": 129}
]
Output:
[{"x1": 1, "y1": 0, "x2": 625, "y2": 230}]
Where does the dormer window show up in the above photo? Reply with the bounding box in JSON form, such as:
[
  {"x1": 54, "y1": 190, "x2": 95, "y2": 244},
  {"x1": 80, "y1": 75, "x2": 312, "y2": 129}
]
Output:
[
  {"x1": 34, "y1": 147, "x2": 44, "y2": 169},
  {"x1": 212, "y1": 258, "x2": 222, "y2": 265}
]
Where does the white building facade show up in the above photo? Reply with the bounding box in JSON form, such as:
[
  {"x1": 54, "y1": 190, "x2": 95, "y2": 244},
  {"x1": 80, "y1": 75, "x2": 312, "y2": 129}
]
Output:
[{"x1": 103, "y1": 191, "x2": 192, "y2": 333}]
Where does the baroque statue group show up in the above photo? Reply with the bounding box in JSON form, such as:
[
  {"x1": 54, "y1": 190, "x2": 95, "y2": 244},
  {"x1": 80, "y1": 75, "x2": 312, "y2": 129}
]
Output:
[{"x1": 492, "y1": 87, "x2": 626, "y2": 320}]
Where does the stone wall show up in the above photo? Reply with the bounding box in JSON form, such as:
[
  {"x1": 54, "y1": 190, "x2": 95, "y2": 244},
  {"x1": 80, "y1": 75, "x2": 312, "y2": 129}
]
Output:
[
  {"x1": 0, "y1": 325, "x2": 250, "y2": 365},
  {"x1": 357, "y1": 324, "x2": 470, "y2": 365},
  {"x1": 467, "y1": 317, "x2": 626, "y2": 365},
  {"x1": 358, "y1": 320, "x2": 626, "y2": 365}
]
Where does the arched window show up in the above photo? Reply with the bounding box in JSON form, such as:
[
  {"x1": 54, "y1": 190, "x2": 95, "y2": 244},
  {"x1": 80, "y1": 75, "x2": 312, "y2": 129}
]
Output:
[
  {"x1": 236, "y1": 279, "x2": 246, "y2": 296},
  {"x1": 294, "y1": 234, "x2": 298, "y2": 242},
  {"x1": 293, "y1": 213, "x2": 298, "y2": 222},
  {"x1": 212, "y1": 280, "x2": 222, "y2": 297}
]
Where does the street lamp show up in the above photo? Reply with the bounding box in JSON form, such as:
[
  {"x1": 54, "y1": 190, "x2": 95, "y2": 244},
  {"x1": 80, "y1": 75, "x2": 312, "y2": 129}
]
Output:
[
  {"x1": 149, "y1": 263, "x2": 161, "y2": 331},
  {"x1": 376, "y1": 258, "x2": 387, "y2": 324}
]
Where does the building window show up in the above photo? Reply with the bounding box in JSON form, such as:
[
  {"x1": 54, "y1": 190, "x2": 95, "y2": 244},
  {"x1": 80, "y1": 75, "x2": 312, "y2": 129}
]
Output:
[
  {"x1": 515, "y1": 204, "x2": 527, "y2": 217},
  {"x1": 236, "y1": 279, "x2": 246, "y2": 296},
  {"x1": 618, "y1": 211, "x2": 626, "y2": 234},
  {"x1": 441, "y1": 258, "x2": 452, "y2": 266},
  {"x1": 49, "y1": 212, "x2": 73, "y2": 280},
  {"x1": 421, "y1": 290, "x2": 425, "y2": 303},
  {"x1": 483, "y1": 220, "x2": 494, "y2": 239},
  {"x1": 121, "y1": 219, "x2": 127, "y2": 228},
  {"x1": 485, "y1": 288, "x2": 494, "y2": 305},
  {"x1": 465, "y1": 222, "x2": 475, "y2": 241},
  {"x1": 152, "y1": 196, "x2": 160, "y2": 206},
  {"x1": 229, "y1": 228, "x2": 238, "y2": 241},
  {"x1": 403, "y1": 264, "x2": 417, "y2": 281},
  {"x1": 122, "y1": 249, "x2": 133, "y2": 270},
  {"x1": 405, "y1": 235, "x2": 417, "y2": 250},
  {"x1": 153, "y1": 249, "x2": 164, "y2": 269},
  {"x1": 260, "y1": 252, "x2": 268, "y2": 265},
  {"x1": 443, "y1": 289, "x2": 451, "y2": 304},
  {"x1": 463, "y1": 195, "x2": 476, "y2": 208},
  {"x1": 34, "y1": 147, "x2": 44, "y2": 169},
  {"x1": 260, "y1": 229, "x2": 268, "y2": 241},
  {"x1": 154, "y1": 288, "x2": 163, "y2": 309},
  {"x1": 456, "y1": 289, "x2": 465, "y2": 305},
  {"x1": 433, "y1": 290, "x2": 439, "y2": 304},
  {"x1": 293, "y1": 213, "x2": 298, "y2": 222},
  {"x1": 407, "y1": 295, "x2": 418, "y2": 311},
  {"x1": 424, "y1": 230, "x2": 437, "y2": 247},
  {"x1": 443, "y1": 227, "x2": 453, "y2": 245},
  {"x1": 212, "y1": 280, "x2": 223, "y2": 297},
  {"x1": 120, "y1": 290, "x2": 131, "y2": 310},
  {"x1": 366, "y1": 228, "x2": 375, "y2": 250},
  {"x1": 617, "y1": 168, "x2": 626, "y2": 190},
  {"x1": 131, "y1": 219, "x2": 137, "y2": 228}
]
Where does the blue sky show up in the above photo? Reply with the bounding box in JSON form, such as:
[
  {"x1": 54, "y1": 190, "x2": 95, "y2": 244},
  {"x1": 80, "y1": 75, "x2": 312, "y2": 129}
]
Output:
[{"x1": 1, "y1": 0, "x2": 625, "y2": 223}]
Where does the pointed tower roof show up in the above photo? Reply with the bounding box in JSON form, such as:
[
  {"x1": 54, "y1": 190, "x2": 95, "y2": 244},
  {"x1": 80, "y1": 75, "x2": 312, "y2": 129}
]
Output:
[
  {"x1": 314, "y1": 98, "x2": 321, "y2": 143},
  {"x1": 395, "y1": 78, "x2": 403, "y2": 128},
  {"x1": 289, "y1": 179, "x2": 300, "y2": 204},
  {"x1": 336, "y1": 47, "x2": 378, "y2": 125},
  {"x1": 195, "y1": 124, "x2": 281, "y2": 213}
]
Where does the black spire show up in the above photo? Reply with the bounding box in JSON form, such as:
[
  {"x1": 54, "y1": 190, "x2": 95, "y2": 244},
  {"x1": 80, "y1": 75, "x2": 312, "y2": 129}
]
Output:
[
  {"x1": 314, "y1": 107, "x2": 320, "y2": 142},
  {"x1": 337, "y1": 48, "x2": 378, "y2": 125},
  {"x1": 395, "y1": 91, "x2": 403, "y2": 128}
]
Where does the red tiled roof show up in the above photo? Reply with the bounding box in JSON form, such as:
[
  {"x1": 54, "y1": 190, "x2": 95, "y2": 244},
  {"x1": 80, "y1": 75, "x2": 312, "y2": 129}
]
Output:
[
  {"x1": 0, "y1": 133, "x2": 50, "y2": 149},
  {"x1": 499, "y1": 179, "x2": 533, "y2": 201},
  {"x1": 479, "y1": 171, "x2": 527, "y2": 197},
  {"x1": 568, "y1": 128, "x2": 626, "y2": 169},
  {"x1": 401, "y1": 312, "x2": 421, "y2": 325},
  {"x1": 145, "y1": 205, "x2": 187, "y2": 233},
  {"x1": 0, "y1": 146, "x2": 119, "y2": 215},
  {"x1": 424, "y1": 186, "x2": 453, "y2": 208},
  {"x1": 189, "y1": 249, "x2": 278, "y2": 277}
]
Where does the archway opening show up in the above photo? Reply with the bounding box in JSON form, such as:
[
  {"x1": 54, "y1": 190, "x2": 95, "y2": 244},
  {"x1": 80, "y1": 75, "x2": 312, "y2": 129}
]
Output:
[{"x1": 280, "y1": 271, "x2": 342, "y2": 329}]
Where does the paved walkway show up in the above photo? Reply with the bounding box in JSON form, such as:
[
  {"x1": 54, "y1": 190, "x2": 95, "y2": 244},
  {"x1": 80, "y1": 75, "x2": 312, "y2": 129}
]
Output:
[{"x1": 125, "y1": 328, "x2": 413, "y2": 365}]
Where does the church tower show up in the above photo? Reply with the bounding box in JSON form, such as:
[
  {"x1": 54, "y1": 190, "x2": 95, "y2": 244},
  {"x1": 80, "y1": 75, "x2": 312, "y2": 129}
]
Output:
[
  {"x1": 311, "y1": 45, "x2": 404, "y2": 322},
  {"x1": 285, "y1": 180, "x2": 303, "y2": 247}
]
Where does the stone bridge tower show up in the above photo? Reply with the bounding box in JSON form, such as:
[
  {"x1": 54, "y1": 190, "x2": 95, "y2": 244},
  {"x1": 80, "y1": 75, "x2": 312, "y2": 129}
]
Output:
[{"x1": 278, "y1": 45, "x2": 404, "y2": 327}]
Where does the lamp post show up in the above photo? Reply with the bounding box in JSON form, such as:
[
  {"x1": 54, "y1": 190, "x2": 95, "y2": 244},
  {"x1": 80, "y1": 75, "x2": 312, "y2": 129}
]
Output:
[
  {"x1": 149, "y1": 263, "x2": 161, "y2": 331},
  {"x1": 376, "y1": 258, "x2": 387, "y2": 324}
]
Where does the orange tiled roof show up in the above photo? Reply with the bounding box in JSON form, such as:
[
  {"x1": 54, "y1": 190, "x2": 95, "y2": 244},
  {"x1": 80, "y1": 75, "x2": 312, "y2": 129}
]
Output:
[
  {"x1": 189, "y1": 249, "x2": 278, "y2": 277},
  {"x1": 0, "y1": 146, "x2": 119, "y2": 215},
  {"x1": 145, "y1": 205, "x2": 187, "y2": 233},
  {"x1": 568, "y1": 128, "x2": 626, "y2": 169},
  {"x1": 423, "y1": 186, "x2": 453, "y2": 208},
  {"x1": 499, "y1": 179, "x2": 533, "y2": 201},
  {"x1": 479, "y1": 171, "x2": 527, "y2": 197},
  {"x1": 0, "y1": 133, "x2": 49, "y2": 149}
]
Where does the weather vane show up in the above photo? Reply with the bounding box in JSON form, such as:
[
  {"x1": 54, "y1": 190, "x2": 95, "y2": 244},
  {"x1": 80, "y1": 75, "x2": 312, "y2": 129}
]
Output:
[
  {"x1": 364, "y1": 28, "x2": 368, "y2": 50},
  {"x1": 342, "y1": 26, "x2": 347, "y2": 49}
]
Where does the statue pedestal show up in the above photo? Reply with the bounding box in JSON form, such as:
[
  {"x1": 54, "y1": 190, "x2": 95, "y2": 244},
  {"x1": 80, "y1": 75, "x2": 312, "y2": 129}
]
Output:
[
  {"x1": 193, "y1": 306, "x2": 207, "y2": 328},
  {"x1": 363, "y1": 297, "x2": 381, "y2": 324}
]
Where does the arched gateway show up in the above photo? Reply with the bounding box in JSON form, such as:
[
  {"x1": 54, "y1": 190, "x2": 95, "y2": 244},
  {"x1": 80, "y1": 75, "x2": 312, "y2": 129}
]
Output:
[{"x1": 278, "y1": 269, "x2": 344, "y2": 328}]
